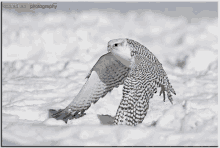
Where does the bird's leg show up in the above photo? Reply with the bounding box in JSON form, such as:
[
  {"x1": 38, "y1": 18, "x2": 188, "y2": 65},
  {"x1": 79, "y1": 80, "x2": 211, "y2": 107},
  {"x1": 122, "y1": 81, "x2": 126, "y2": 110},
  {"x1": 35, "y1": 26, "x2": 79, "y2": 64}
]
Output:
[{"x1": 159, "y1": 85, "x2": 166, "y2": 102}]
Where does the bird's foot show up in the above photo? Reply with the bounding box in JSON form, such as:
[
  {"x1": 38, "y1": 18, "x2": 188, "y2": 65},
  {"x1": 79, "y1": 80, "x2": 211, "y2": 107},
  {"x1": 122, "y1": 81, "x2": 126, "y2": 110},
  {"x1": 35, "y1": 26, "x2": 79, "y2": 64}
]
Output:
[
  {"x1": 159, "y1": 85, "x2": 166, "y2": 102},
  {"x1": 159, "y1": 85, "x2": 173, "y2": 104}
]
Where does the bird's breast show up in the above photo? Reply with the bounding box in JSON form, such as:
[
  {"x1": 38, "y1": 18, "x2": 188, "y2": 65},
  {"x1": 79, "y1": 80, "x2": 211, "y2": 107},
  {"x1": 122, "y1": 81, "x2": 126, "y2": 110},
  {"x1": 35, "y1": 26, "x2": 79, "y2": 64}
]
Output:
[{"x1": 111, "y1": 49, "x2": 133, "y2": 68}]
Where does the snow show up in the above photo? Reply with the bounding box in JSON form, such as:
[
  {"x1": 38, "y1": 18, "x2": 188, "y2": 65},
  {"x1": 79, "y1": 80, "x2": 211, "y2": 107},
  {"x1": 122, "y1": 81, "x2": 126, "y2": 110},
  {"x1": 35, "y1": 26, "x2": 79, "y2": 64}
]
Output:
[{"x1": 2, "y1": 10, "x2": 218, "y2": 146}]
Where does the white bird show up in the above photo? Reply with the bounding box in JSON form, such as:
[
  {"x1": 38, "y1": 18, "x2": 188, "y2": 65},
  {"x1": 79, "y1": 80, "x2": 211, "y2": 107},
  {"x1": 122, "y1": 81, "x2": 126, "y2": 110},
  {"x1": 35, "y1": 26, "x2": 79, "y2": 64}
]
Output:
[{"x1": 52, "y1": 38, "x2": 176, "y2": 126}]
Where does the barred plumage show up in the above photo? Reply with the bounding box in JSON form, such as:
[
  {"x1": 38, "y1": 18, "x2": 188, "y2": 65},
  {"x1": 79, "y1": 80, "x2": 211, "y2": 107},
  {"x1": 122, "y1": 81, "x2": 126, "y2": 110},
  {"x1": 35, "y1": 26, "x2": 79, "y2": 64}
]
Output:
[{"x1": 52, "y1": 38, "x2": 176, "y2": 125}]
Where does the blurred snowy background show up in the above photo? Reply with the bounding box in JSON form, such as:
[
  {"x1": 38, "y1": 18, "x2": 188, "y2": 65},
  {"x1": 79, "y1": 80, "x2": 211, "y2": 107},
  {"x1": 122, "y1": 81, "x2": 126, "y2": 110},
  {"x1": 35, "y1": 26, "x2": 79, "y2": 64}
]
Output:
[{"x1": 2, "y1": 2, "x2": 218, "y2": 146}]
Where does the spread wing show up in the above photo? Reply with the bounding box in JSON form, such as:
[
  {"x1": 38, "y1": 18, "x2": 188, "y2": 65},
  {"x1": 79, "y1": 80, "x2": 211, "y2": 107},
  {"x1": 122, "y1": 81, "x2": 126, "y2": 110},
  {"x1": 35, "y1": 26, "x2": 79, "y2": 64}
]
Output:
[
  {"x1": 52, "y1": 52, "x2": 130, "y2": 123},
  {"x1": 114, "y1": 39, "x2": 176, "y2": 126}
]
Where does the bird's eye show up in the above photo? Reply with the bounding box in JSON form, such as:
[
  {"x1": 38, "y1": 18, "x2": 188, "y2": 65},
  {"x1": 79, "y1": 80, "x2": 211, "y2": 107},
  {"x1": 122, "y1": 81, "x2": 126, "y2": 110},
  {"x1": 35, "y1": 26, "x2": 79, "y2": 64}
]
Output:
[{"x1": 114, "y1": 43, "x2": 118, "y2": 47}]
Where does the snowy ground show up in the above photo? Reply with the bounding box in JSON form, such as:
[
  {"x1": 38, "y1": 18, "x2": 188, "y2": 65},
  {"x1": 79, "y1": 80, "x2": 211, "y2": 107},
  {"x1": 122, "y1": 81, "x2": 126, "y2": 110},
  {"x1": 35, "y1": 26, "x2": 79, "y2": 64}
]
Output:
[{"x1": 2, "y1": 10, "x2": 218, "y2": 146}]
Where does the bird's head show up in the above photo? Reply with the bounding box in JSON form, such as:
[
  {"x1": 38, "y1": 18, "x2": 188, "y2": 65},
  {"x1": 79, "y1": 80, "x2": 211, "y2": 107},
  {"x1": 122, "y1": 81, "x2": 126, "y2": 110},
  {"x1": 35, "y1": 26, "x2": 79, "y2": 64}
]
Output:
[{"x1": 107, "y1": 38, "x2": 132, "y2": 67}]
